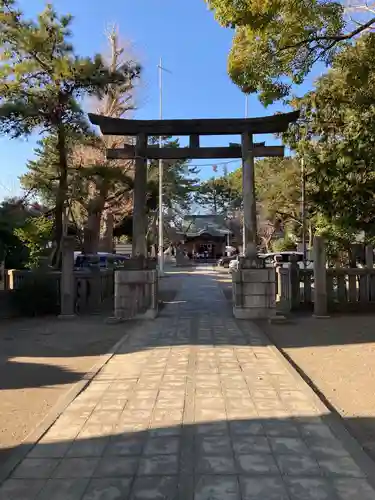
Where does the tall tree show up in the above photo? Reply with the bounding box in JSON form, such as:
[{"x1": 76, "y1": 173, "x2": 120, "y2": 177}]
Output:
[
  {"x1": 0, "y1": 1, "x2": 139, "y2": 264},
  {"x1": 285, "y1": 33, "x2": 375, "y2": 240},
  {"x1": 194, "y1": 176, "x2": 241, "y2": 214},
  {"x1": 206, "y1": 0, "x2": 374, "y2": 104}
]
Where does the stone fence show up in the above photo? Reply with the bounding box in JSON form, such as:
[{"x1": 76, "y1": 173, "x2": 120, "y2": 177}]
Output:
[
  {"x1": 277, "y1": 237, "x2": 375, "y2": 315},
  {"x1": 6, "y1": 268, "x2": 114, "y2": 315}
]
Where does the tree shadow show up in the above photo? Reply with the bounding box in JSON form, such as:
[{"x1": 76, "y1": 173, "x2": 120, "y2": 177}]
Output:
[
  {"x1": 0, "y1": 361, "x2": 84, "y2": 390},
  {"x1": 1, "y1": 414, "x2": 375, "y2": 499}
]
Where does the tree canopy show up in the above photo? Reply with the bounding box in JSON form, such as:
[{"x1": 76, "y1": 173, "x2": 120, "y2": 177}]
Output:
[
  {"x1": 0, "y1": 0, "x2": 140, "y2": 262},
  {"x1": 194, "y1": 176, "x2": 241, "y2": 214},
  {"x1": 286, "y1": 32, "x2": 375, "y2": 239},
  {"x1": 206, "y1": 0, "x2": 375, "y2": 104}
]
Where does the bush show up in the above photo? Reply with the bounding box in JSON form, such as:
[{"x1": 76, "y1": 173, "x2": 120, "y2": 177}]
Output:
[
  {"x1": 10, "y1": 272, "x2": 59, "y2": 316},
  {"x1": 271, "y1": 236, "x2": 297, "y2": 252}
]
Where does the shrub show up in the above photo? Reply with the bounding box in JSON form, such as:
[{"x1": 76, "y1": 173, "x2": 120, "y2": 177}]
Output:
[{"x1": 271, "y1": 236, "x2": 297, "y2": 252}]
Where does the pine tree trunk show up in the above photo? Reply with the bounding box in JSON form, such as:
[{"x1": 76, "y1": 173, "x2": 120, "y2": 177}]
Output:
[
  {"x1": 83, "y1": 196, "x2": 105, "y2": 254},
  {"x1": 52, "y1": 124, "x2": 69, "y2": 268}
]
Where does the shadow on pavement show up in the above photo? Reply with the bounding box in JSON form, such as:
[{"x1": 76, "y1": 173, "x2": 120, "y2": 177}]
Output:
[{"x1": 1, "y1": 415, "x2": 375, "y2": 499}]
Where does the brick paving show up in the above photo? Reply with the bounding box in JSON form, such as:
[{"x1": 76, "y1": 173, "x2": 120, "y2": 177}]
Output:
[{"x1": 1, "y1": 266, "x2": 375, "y2": 499}]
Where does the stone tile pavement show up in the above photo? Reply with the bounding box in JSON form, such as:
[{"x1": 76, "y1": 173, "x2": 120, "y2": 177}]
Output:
[{"x1": 1, "y1": 266, "x2": 375, "y2": 499}]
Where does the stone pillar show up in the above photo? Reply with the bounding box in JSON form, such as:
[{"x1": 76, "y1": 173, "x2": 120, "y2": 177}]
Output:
[
  {"x1": 132, "y1": 132, "x2": 148, "y2": 257},
  {"x1": 288, "y1": 254, "x2": 300, "y2": 310},
  {"x1": 365, "y1": 244, "x2": 374, "y2": 301},
  {"x1": 241, "y1": 132, "x2": 257, "y2": 259},
  {"x1": 365, "y1": 244, "x2": 373, "y2": 268},
  {"x1": 232, "y1": 267, "x2": 276, "y2": 319},
  {"x1": 58, "y1": 235, "x2": 76, "y2": 319},
  {"x1": 232, "y1": 133, "x2": 276, "y2": 319},
  {"x1": 313, "y1": 235, "x2": 328, "y2": 317},
  {"x1": 111, "y1": 268, "x2": 158, "y2": 321}
]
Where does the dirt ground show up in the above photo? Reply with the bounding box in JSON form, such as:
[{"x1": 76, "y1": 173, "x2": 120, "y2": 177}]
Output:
[
  {"x1": 0, "y1": 272, "x2": 183, "y2": 468},
  {"x1": 215, "y1": 268, "x2": 375, "y2": 462}
]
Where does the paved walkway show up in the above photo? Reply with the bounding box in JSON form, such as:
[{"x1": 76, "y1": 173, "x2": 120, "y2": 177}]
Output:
[{"x1": 1, "y1": 267, "x2": 375, "y2": 500}]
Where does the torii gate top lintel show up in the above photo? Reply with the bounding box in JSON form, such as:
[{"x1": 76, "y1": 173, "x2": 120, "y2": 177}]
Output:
[
  {"x1": 88, "y1": 111, "x2": 299, "y2": 136},
  {"x1": 88, "y1": 111, "x2": 299, "y2": 161}
]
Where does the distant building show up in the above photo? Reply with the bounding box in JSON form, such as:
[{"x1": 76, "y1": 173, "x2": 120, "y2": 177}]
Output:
[{"x1": 175, "y1": 215, "x2": 234, "y2": 259}]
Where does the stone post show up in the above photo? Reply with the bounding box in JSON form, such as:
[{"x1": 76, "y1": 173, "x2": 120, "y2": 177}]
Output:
[
  {"x1": 132, "y1": 132, "x2": 148, "y2": 258},
  {"x1": 313, "y1": 235, "x2": 328, "y2": 317},
  {"x1": 288, "y1": 254, "x2": 300, "y2": 310},
  {"x1": 365, "y1": 244, "x2": 373, "y2": 268},
  {"x1": 58, "y1": 235, "x2": 76, "y2": 319},
  {"x1": 241, "y1": 132, "x2": 257, "y2": 259},
  {"x1": 365, "y1": 244, "x2": 374, "y2": 301}
]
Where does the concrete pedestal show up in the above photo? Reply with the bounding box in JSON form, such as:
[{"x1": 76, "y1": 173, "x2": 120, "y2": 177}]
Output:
[
  {"x1": 113, "y1": 269, "x2": 158, "y2": 321},
  {"x1": 232, "y1": 266, "x2": 276, "y2": 319}
]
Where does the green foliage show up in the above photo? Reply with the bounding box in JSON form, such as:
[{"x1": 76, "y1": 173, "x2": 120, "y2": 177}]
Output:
[
  {"x1": 0, "y1": 198, "x2": 49, "y2": 268},
  {"x1": 271, "y1": 236, "x2": 297, "y2": 252},
  {"x1": 285, "y1": 33, "x2": 375, "y2": 240},
  {"x1": 194, "y1": 176, "x2": 242, "y2": 214},
  {"x1": 0, "y1": 0, "x2": 140, "y2": 254},
  {"x1": 314, "y1": 214, "x2": 357, "y2": 264},
  {"x1": 14, "y1": 215, "x2": 53, "y2": 268},
  {"x1": 213, "y1": 157, "x2": 304, "y2": 238},
  {"x1": 254, "y1": 157, "x2": 302, "y2": 231},
  {"x1": 205, "y1": 0, "x2": 375, "y2": 103}
]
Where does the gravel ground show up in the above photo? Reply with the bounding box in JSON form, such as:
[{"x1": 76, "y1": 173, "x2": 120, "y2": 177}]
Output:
[
  {"x1": 0, "y1": 271, "x2": 183, "y2": 468},
  {"x1": 215, "y1": 267, "x2": 375, "y2": 463}
]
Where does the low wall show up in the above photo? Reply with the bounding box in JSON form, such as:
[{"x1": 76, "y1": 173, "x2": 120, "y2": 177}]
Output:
[
  {"x1": 3, "y1": 269, "x2": 114, "y2": 316},
  {"x1": 277, "y1": 265, "x2": 375, "y2": 313}
]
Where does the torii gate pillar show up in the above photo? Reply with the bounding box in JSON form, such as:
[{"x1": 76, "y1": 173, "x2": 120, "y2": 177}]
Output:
[{"x1": 232, "y1": 133, "x2": 277, "y2": 320}]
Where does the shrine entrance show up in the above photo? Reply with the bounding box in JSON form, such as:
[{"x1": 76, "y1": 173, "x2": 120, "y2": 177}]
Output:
[{"x1": 89, "y1": 111, "x2": 299, "y2": 320}]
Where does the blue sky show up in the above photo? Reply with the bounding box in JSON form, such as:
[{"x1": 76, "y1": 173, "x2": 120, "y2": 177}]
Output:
[{"x1": 0, "y1": 0, "x2": 320, "y2": 199}]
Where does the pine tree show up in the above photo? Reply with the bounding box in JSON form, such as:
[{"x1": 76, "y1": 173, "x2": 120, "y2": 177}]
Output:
[{"x1": 0, "y1": 1, "x2": 140, "y2": 264}]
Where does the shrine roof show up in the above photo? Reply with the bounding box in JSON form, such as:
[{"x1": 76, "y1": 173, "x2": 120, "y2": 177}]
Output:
[{"x1": 176, "y1": 215, "x2": 231, "y2": 238}]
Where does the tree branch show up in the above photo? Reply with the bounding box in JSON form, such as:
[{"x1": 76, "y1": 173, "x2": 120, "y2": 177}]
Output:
[{"x1": 280, "y1": 16, "x2": 375, "y2": 52}]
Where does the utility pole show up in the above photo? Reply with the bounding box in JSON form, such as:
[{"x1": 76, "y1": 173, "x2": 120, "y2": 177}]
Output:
[
  {"x1": 242, "y1": 94, "x2": 249, "y2": 253},
  {"x1": 157, "y1": 58, "x2": 168, "y2": 276},
  {"x1": 301, "y1": 157, "x2": 307, "y2": 269}
]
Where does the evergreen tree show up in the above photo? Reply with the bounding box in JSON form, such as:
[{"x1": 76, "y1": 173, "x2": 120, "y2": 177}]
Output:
[{"x1": 0, "y1": 1, "x2": 140, "y2": 264}]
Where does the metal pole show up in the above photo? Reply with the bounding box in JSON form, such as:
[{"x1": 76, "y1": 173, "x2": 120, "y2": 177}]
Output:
[
  {"x1": 301, "y1": 157, "x2": 307, "y2": 269},
  {"x1": 242, "y1": 94, "x2": 249, "y2": 254},
  {"x1": 158, "y1": 58, "x2": 164, "y2": 275}
]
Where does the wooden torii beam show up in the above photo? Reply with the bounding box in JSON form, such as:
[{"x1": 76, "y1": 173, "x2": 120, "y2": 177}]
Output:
[{"x1": 106, "y1": 143, "x2": 285, "y2": 160}]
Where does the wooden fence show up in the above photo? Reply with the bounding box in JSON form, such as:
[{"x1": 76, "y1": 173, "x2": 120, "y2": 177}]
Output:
[{"x1": 276, "y1": 238, "x2": 375, "y2": 314}]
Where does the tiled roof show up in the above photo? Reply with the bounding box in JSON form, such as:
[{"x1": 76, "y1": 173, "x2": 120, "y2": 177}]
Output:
[{"x1": 177, "y1": 215, "x2": 232, "y2": 237}]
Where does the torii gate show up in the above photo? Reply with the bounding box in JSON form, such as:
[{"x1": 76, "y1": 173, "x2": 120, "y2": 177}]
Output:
[{"x1": 88, "y1": 111, "x2": 299, "y2": 260}]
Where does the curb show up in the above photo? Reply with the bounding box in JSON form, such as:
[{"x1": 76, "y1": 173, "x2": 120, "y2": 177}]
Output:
[
  {"x1": 0, "y1": 324, "x2": 134, "y2": 485},
  {"x1": 237, "y1": 318, "x2": 375, "y2": 491}
]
